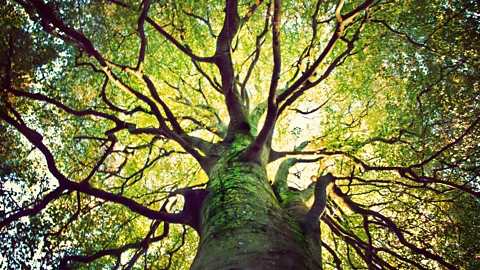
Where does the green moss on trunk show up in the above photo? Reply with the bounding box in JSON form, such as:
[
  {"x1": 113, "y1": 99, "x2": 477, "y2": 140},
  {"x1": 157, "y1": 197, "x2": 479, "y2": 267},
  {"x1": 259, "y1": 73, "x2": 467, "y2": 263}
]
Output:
[{"x1": 190, "y1": 137, "x2": 321, "y2": 269}]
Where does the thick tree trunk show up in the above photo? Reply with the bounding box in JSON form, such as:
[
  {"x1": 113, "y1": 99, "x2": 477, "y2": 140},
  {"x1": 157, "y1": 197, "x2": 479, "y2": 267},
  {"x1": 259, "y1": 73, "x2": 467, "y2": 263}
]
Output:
[{"x1": 191, "y1": 138, "x2": 321, "y2": 270}]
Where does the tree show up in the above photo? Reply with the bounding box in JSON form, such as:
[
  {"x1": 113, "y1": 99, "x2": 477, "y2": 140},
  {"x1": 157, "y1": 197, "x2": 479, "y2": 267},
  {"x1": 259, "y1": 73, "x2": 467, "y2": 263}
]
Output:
[{"x1": 1, "y1": 0, "x2": 479, "y2": 268}]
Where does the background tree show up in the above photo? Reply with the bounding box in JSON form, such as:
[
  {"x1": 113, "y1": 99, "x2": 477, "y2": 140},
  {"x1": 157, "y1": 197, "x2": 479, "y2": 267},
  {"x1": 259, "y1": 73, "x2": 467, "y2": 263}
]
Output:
[{"x1": 1, "y1": 0, "x2": 479, "y2": 269}]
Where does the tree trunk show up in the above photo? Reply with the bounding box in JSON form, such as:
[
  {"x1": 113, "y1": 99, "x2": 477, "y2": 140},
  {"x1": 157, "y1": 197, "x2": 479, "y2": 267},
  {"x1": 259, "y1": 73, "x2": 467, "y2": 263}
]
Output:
[{"x1": 191, "y1": 137, "x2": 321, "y2": 270}]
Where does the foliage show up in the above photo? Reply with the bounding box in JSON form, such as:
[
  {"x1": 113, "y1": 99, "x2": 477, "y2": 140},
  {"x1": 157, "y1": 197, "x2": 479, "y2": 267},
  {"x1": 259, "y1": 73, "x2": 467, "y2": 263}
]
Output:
[{"x1": 1, "y1": 0, "x2": 479, "y2": 269}]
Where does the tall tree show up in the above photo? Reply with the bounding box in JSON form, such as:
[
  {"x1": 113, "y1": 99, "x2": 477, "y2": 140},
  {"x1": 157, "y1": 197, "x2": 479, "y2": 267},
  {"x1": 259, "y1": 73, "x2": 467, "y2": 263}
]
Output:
[{"x1": 1, "y1": 0, "x2": 479, "y2": 269}]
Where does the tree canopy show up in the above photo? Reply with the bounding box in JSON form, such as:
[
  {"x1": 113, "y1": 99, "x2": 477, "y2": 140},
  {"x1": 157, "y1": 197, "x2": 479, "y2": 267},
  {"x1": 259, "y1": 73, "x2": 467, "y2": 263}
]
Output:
[{"x1": 1, "y1": 0, "x2": 479, "y2": 269}]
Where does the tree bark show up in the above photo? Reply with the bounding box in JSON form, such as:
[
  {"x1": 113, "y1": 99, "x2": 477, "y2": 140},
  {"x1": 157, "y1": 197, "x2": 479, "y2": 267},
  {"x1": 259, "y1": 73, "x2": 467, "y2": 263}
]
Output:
[{"x1": 191, "y1": 134, "x2": 322, "y2": 269}]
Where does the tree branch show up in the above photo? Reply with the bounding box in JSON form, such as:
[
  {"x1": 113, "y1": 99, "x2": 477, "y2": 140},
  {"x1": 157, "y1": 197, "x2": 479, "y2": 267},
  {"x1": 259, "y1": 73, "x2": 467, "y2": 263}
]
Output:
[
  {"x1": 240, "y1": 0, "x2": 265, "y2": 24},
  {"x1": 244, "y1": 0, "x2": 281, "y2": 161},
  {"x1": 23, "y1": 0, "x2": 211, "y2": 169},
  {"x1": 278, "y1": 8, "x2": 369, "y2": 116},
  {"x1": 321, "y1": 240, "x2": 343, "y2": 269},
  {"x1": 0, "y1": 110, "x2": 190, "y2": 225},
  {"x1": 98, "y1": 76, "x2": 149, "y2": 115},
  {"x1": 371, "y1": 19, "x2": 427, "y2": 48},
  {"x1": 331, "y1": 184, "x2": 457, "y2": 269},
  {"x1": 183, "y1": 10, "x2": 217, "y2": 38},
  {"x1": 214, "y1": 0, "x2": 248, "y2": 132},
  {"x1": 0, "y1": 187, "x2": 67, "y2": 230},
  {"x1": 146, "y1": 16, "x2": 216, "y2": 63},
  {"x1": 272, "y1": 141, "x2": 310, "y2": 199},
  {"x1": 60, "y1": 199, "x2": 172, "y2": 268},
  {"x1": 276, "y1": 0, "x2": 374, "y2": 106},
  {"x1": 107, "y1": 0, "x2": 215, "y2": 63},
  {"x1": 241, "y1": 3, "x2": 271, "y2": 107},
  {"x1": 302, "y1": 173, "x2": 335, "y2": 226},
  {"x1": 135, "y1": 0, "x2": 151, "y2": 70}
]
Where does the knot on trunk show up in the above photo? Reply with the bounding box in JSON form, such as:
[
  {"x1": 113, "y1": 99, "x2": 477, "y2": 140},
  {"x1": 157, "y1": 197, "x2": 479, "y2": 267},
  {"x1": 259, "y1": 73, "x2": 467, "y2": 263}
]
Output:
[{"x1": 172, "y1": 188, "x2": 209, "y2": 232}]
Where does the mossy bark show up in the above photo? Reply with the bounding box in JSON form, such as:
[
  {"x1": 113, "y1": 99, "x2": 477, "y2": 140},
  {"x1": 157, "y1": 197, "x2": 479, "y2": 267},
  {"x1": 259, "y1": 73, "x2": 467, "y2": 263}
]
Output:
[{"x1": 190, "y1": 136, "x2": 321, "y2": 269}]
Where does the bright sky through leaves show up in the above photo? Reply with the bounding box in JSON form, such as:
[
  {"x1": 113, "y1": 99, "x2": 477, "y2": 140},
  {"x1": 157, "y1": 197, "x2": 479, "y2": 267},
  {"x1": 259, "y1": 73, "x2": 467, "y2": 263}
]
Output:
[{"x1": 1, "y1": 0, "x2": 479, "y2": 269}]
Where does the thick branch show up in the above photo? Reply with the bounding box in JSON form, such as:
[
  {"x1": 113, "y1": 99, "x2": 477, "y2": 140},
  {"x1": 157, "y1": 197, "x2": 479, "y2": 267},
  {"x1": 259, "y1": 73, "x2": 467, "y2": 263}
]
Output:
[
  {"x1": 302, "y1": 173, "x2": 335, "y2": 226},
  {"x1": 272, "y1": 141, "x2": 310, "y2": 198},
  {"x1": 245, "y1": 0, "x2": 281, "y2": 160},
  {"x1": 135, "y1": 0, "x2": 151, "y2": 70},
  {"x1": 170, "y1": 188, "x2": 209, "y2": 232},
  {"x1": 32, "y1": 0, "x2": 208, "y2": 170},
  {"x1": 272, "y1": 158, "x2": 299, "y2": 200},
  {"x1": 214, "y1": 0, "x2": 249, "y2": 132}
]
